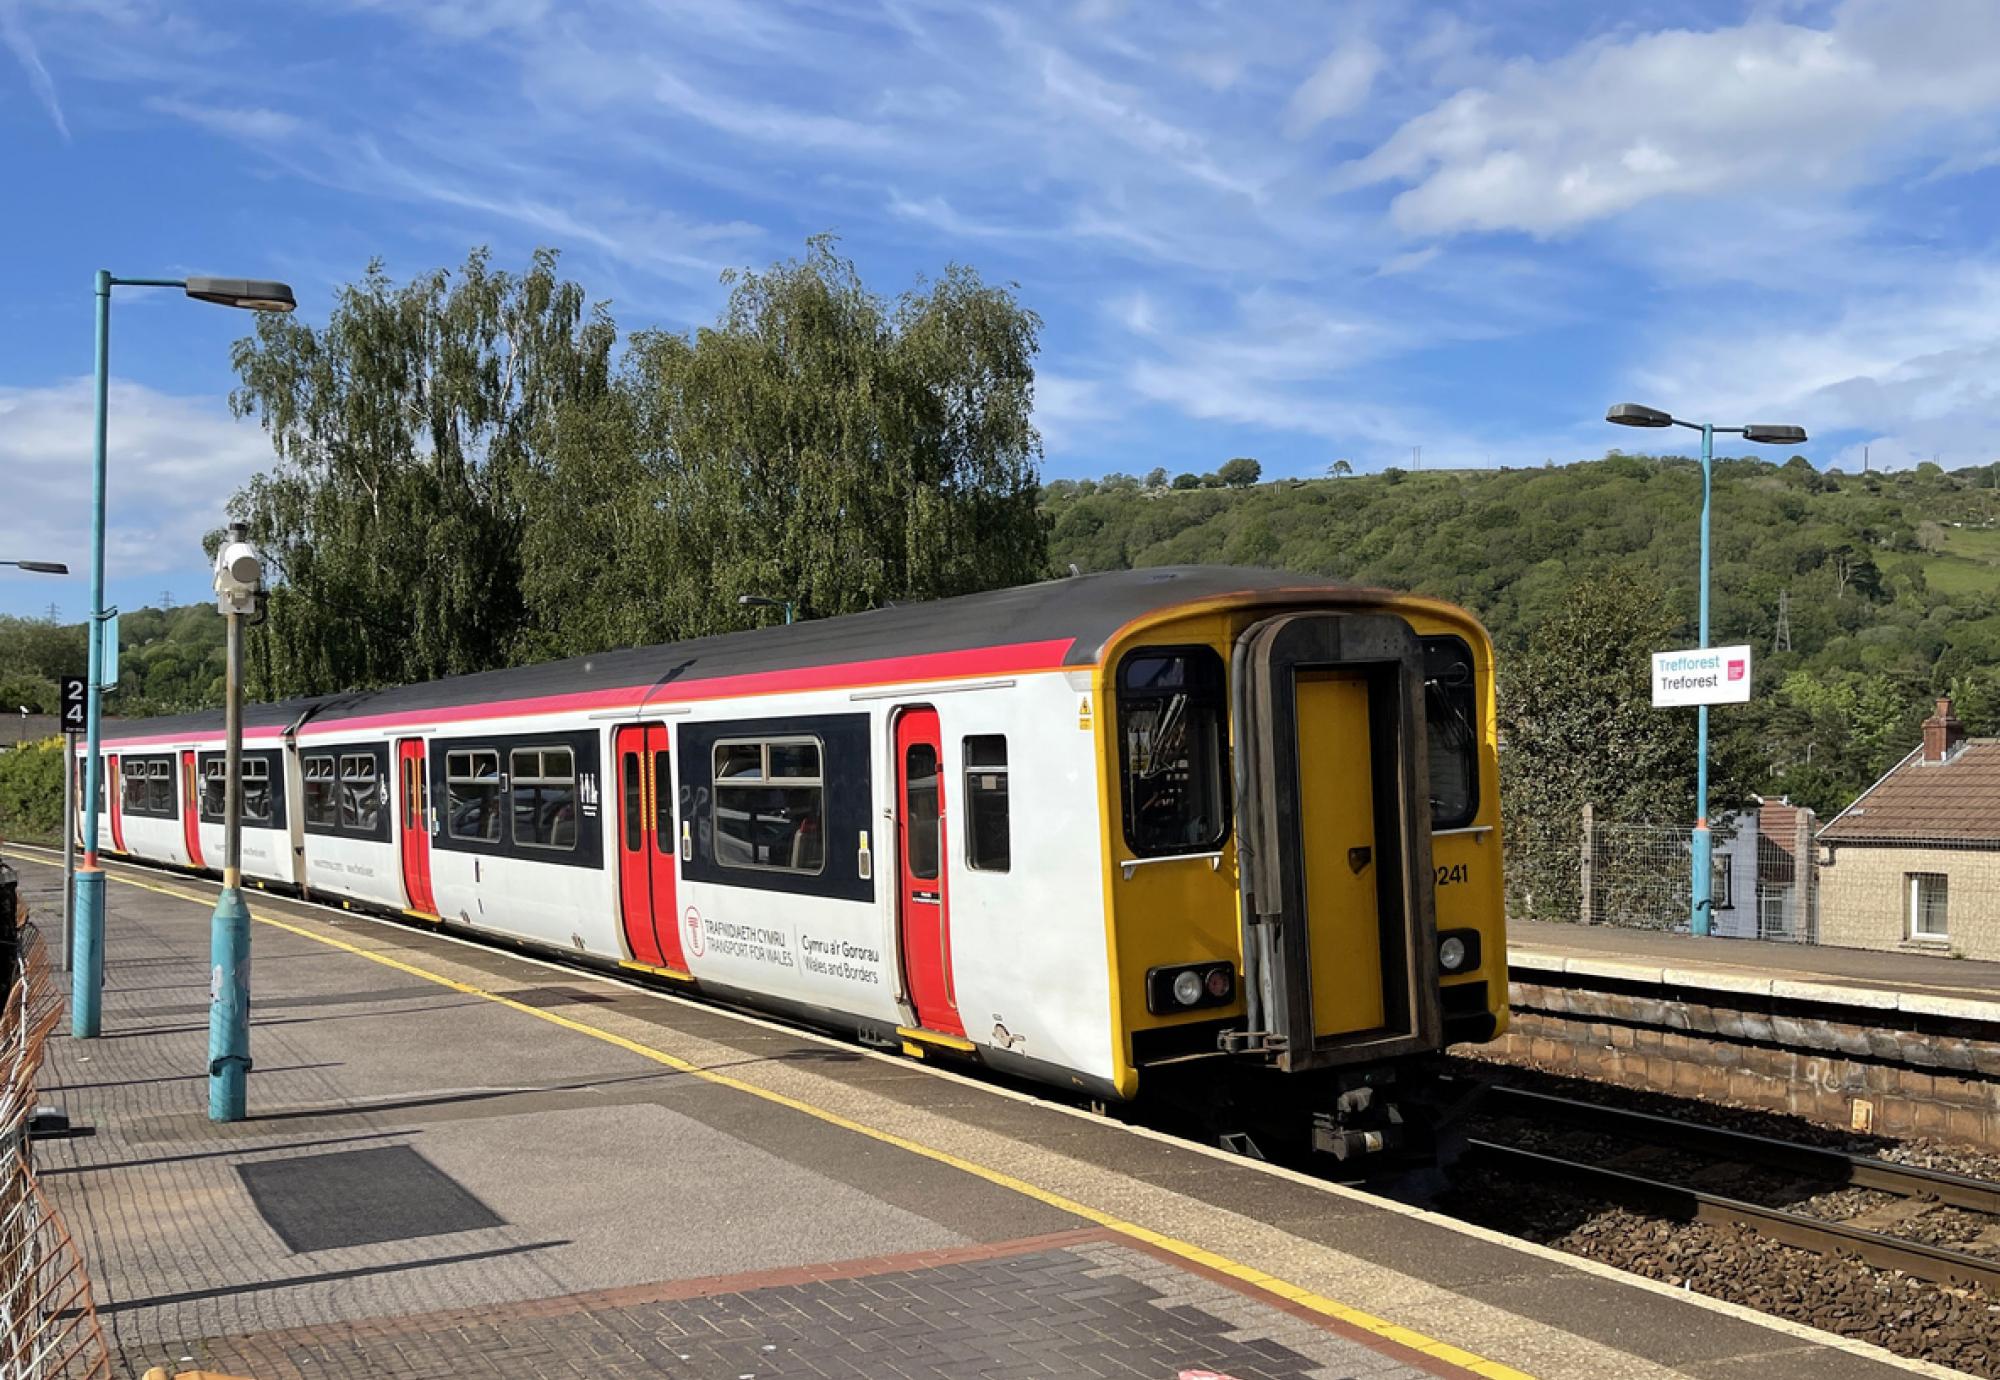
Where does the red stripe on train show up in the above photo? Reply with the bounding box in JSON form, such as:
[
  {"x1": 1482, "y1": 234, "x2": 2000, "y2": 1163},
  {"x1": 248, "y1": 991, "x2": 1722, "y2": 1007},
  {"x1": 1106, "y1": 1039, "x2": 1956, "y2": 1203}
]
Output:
[{"x1": 95, "y1": 638, "x2": 1078, "y2": 748}]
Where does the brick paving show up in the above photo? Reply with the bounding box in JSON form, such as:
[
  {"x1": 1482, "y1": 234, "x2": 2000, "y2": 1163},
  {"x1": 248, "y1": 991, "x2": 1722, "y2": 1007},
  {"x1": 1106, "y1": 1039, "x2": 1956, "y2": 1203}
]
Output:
[{"x1": 176, "y1": 1233, "x2": 1437, "y2": 1380}]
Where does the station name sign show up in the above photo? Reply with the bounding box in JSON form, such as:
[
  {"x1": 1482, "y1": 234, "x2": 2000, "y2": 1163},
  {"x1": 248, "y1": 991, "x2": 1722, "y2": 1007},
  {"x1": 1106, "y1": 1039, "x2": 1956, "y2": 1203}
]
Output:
[{"x1": 1651, "y1": 644, "x2": 1752, "y2": 707}]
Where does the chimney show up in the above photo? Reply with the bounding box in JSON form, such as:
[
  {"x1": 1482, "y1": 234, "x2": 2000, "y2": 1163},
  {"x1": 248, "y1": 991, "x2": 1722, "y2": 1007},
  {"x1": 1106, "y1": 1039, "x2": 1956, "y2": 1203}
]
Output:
[{"x1": 1922, "y1": 697, "x2": 1966, "y2": 763}]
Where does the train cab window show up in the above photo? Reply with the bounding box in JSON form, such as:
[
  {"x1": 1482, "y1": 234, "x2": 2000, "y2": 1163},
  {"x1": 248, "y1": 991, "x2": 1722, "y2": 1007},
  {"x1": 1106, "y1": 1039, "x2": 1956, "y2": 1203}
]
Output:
[
  {"x1": 340, "y1": 754, "x2": 380, "y2": 833},
  {"x1": 446, "y1": 750, "x2": 502, "y2": 841},
  {"x1": 1421, "y1": 636, "x2": 1479, "y2": 830},
  {"x1": 511, "y1": 747, "x2": 577, "y2": 850},
  {"x1": 963, "y1": 735, "x2": 1010, "y2": 873},
  {"x1": 242, "y1": 759, "x2": 273, "y2": 826},
  {"x1": 713, "y1": 737, "x2": 824, "y2": 875},
  {"x1": 1117, "y1": 648, "x2": 1229, "y2": 856},
  {"x1": 302, "y1": 755, "x2": 339, "y2": 827}
]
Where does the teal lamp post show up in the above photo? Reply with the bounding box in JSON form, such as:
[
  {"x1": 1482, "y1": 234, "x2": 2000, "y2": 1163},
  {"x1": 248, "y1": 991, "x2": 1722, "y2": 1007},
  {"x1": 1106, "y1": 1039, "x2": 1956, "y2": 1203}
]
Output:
[
  {"x1": 1606, "y1": 403, "x2": 1807, "y2": 935},
  {"x1": 72, "y1": 273, "x2": 295, "y2": 1041},
  {"x1": 738, "y1": 593, "x2": 795, "y2": 625}
]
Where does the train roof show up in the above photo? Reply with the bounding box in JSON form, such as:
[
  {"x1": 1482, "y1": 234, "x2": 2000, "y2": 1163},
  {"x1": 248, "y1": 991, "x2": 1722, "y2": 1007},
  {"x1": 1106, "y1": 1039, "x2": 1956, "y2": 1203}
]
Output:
[{"x1": 99, "y1": 565, "x2": 1372, "y2": 742}]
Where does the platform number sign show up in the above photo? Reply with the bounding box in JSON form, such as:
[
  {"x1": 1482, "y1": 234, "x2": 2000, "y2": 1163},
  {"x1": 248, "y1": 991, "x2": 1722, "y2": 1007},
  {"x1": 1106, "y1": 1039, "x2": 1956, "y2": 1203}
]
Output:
[{"x1": 58, "y1": 675, "x2": 87, "y2": 732}]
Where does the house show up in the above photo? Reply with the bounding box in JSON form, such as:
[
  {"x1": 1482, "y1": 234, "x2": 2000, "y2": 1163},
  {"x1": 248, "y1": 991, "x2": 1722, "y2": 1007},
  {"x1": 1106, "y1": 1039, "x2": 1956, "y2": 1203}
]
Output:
[{"x1": 1817, "y1": 698, "x2": 2000, "y2": 960}]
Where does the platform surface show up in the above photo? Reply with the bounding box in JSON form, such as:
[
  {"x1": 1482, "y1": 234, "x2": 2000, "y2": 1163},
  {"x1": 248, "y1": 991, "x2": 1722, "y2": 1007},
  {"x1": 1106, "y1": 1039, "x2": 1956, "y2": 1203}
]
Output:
[
  {"x1": 10, "y1": 849, "x2": 1944, "y2": 1380},
  {"x1": 1512, "y1": 918, "x2": 2000, "y2": 1011}
]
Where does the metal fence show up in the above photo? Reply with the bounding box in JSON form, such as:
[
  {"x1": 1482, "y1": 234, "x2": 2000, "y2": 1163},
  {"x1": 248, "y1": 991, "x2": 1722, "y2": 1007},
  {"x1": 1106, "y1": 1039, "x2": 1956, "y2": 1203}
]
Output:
[
  {"x1": 1506, "y1": 803, "x2": 1820, "y2": 943},
  {"x1": 1, "y1": 921, "x2": 110, "y2": 1379}
]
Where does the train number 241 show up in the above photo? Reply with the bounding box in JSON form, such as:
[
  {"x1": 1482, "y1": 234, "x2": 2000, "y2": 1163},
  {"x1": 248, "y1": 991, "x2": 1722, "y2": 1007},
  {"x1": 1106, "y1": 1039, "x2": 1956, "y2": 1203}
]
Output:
[{"x1": 1434, "y1": 863, "x2": 1470, "y2": 887}]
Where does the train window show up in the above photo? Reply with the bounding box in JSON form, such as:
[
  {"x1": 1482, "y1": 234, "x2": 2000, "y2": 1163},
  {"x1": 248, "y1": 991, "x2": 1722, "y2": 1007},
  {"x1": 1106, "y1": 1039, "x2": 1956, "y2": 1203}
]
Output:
[
  {"x1": 446, "y1": 750, "x2": 502, "y2": 842},
  {"x1": 653, "y1": 751, "x2": 673, "y2": 856},
  {"x1": 302, "y1": 755, "x2": 339, "y2": 828},
  {"x1": 712, "y1": 737, "x2": 824, "y2": 875},
  {"x1": 120, "y1": 760, "x2": 145, "y2": 812},
  {"x1": 1117, "y1": 648, "x2": 1229, "y2": 856},
  {"x1": 147, "y1": 759, "x2": 173, "y2": 814},
  {"x1": 340, "y1": 754, "x2": 380, "y2": 833},
  {"x1": 904, "y1": 743, "x2": 941, "y2": 880},
  {"x1": 511, "y1": 746, "x2": 577, "y2": 851},
  {"x1": 1421, "y1": 636, "x2": 1479, "y2": 830},
  {"x1": 202, "y1": 760, "x2": 227, "y2": 819},
  {"x1": 963, "y1": 735, "x2": 1010, "y2": 873},
  {"x1": 621, "y1": 753, "x2": 642, "y2": 852},
  {"x1": 243, "y1": 759, "x2": 273, "y2": 826}
]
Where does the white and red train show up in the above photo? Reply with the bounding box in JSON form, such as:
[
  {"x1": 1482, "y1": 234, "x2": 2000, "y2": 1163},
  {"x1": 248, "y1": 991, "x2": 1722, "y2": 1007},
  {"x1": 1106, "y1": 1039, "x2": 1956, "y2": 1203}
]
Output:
[{"x1": 84, "y1": 566, "x2": 1507, "y2": 1152}]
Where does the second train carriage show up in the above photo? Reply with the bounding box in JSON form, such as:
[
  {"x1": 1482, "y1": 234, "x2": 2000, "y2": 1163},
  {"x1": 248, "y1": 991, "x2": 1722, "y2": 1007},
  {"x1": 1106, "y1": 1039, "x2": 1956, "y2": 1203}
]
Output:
[{"x1": 82, "y1": 566, "x2": 1507, "y2": 1155}]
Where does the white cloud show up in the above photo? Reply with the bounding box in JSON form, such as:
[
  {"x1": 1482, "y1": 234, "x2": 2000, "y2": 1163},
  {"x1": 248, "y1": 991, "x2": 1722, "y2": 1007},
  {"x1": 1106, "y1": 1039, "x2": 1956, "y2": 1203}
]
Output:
[
  {"x1": 1, "y1": 0, "x2": 67, "y2": 138},
  {"x1": 149, "y1": 96, "x2": 300, "y2": 141},
  {"x1": 0, "y1": 378, "x2": 273, "y2": 588},
  {"x1": 1283, "y1": 38, "x2": 1380, "y2": 138},
  {"x1": 1349, "y1": 0, "x2": 2000, "y2": 237}
]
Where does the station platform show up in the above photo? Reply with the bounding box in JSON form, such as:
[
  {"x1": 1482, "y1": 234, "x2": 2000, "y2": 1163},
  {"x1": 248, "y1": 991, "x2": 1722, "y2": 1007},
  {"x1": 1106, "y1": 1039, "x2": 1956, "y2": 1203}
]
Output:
[
  {"x1": 9, "y1": 850, "x2": 1949, "y2": 1380},
  {"x1": 1510, "y1": 919, "x2": 2000, "y2": 1020}
]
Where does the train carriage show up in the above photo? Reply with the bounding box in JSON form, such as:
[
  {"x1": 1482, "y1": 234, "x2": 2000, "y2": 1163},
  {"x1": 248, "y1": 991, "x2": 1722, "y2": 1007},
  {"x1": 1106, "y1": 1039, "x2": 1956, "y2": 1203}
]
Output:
[{"x1": 83, "y1": 566, "x2": 1506, "y2": 1158}]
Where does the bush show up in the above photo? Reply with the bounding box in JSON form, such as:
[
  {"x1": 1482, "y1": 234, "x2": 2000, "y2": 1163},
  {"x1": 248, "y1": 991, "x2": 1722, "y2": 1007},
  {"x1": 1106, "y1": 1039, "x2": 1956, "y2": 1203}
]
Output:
[{"x1": 0, "y1": 737, "x2": 65, "y2": 843}]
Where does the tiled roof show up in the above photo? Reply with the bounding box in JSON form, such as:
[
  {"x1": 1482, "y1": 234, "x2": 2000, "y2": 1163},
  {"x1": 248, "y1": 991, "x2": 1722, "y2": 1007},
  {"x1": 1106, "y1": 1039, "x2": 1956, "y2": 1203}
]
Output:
[{"x1": 1819, "y1": 740, "x2": 2000, "y2": 844}]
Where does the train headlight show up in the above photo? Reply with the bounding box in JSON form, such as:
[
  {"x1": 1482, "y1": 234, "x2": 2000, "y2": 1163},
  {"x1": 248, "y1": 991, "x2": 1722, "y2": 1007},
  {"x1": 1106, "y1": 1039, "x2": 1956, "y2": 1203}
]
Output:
[
  {"x1": 1172, "y1": 970, "x2": 1204, "y2": 1006},
  {"x1": 1437, "y1": 928, "x2": 1480, "y2": 974}
]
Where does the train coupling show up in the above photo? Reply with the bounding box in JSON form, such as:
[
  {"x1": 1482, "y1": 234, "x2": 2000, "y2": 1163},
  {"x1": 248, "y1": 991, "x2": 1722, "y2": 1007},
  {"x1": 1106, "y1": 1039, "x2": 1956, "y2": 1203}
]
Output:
[{"x1": 1311, "y1": 1080, "x2": 1407, "y2": 1162}]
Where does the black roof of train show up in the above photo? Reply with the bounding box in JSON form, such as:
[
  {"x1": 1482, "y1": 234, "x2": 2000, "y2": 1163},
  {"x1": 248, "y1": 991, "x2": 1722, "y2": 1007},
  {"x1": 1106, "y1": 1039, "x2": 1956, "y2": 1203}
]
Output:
[{"x1": 105, "y1": 565, "x2": 1363, "y2": 740}]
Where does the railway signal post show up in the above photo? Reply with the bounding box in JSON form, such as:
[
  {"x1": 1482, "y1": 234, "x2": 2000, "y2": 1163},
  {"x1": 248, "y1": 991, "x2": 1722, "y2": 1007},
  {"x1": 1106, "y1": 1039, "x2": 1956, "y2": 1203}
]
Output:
[{"x1": 208, "y1": 525, "x2": 265, "y2": 1122}]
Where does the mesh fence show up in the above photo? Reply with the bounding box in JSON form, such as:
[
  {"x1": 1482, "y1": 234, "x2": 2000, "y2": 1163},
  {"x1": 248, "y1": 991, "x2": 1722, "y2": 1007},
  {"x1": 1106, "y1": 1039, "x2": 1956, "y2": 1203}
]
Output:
[{"x1": 0, "y1": 922, "x2": 111, "y2": 1379}]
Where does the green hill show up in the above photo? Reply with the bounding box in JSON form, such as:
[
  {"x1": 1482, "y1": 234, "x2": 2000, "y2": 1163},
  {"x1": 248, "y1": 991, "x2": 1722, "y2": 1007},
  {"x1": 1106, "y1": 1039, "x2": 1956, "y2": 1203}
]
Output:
[
  {"x1": 0, "y1": 603, "x2": 228, "y2": 722},
  {"x1": 1046, "y1": 455, "x2": 2000, "y2": 816}
]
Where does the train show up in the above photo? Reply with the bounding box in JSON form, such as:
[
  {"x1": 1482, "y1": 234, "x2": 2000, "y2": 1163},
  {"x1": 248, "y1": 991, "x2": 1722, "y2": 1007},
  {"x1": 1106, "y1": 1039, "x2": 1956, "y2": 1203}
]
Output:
[{"x1": 80, "y1": 565, "x2": 1506, "y2": 1160}]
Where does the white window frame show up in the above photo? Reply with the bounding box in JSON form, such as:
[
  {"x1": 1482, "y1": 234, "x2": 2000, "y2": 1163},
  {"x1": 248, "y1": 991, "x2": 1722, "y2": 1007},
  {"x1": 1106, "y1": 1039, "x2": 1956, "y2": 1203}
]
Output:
[
  {"x1": 445, "y1": 748, "x2": 503, "y2": 842},
  {"x1": 711, "y1": 736, "x2": 826, "y2": 876},
  {"x1": 509, "y1": 745, "x2": 579, "y2": 852},
  {"x1": 1907, "y1": 872, "x2": 1949, "y2": 942}
]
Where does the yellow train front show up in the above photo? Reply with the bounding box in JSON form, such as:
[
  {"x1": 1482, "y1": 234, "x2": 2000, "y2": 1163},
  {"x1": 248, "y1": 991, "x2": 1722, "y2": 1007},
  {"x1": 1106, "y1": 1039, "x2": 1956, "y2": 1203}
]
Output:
[{"x1": 1093, "y1": 578, "x2": 1505, "y2": 1161}]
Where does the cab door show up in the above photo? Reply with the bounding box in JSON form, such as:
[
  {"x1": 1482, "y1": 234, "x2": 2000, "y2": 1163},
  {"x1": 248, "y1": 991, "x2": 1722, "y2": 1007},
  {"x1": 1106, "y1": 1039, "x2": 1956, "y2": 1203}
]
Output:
[
  {"x1": 181, "y1": 750, "x2": 206, "y2": 869},
  {"x1": 895, "y1": 707, "x2": 962, "y2": 1036},
  {"x1": 397, "y1": 738, "x2": 438, "y2": 917},
  {"x1": 615, "y1": 723, "x2": 685, "y2": 971}
]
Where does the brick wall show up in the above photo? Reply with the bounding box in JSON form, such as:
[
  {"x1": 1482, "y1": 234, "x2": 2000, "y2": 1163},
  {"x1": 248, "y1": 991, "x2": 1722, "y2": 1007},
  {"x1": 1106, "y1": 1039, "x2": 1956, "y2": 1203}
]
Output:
[{"x1": 1817, "y1": 844, "x2": 2000, "y2": 960}]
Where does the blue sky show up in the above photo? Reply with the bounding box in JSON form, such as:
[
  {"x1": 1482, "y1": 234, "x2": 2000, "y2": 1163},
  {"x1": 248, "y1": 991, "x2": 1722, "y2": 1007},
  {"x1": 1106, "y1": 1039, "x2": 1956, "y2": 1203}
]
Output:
[{"x1": 4, "y1": 0, "x2": 2000, "y2": 618}]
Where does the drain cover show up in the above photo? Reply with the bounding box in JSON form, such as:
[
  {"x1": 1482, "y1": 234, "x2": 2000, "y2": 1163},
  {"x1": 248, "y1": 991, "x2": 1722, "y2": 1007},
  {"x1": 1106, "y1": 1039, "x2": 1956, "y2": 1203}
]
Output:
[{"x1": 238, "y1": 1145, "x2": 504, "y2": 1253}]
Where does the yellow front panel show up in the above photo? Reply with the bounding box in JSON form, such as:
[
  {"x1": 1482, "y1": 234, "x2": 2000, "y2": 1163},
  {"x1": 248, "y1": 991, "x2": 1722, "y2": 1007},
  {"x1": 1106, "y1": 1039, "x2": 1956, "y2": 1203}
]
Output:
[{"x1": 1295, "y1": 669, "x2": 1386, "y2": 1037}]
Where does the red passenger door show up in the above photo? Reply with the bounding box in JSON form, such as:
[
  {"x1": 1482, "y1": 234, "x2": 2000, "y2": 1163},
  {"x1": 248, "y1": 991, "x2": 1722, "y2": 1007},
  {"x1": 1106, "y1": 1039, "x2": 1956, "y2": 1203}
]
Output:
[
  {"x1": 107, "y1": 752, "x2": 124, "y2": 852},
  {"x1": 397, "y1": 738, "x2": 438, "y2": 917},
  {"x1": 615, "y1": 724, "x2": 686, "y2": 971},
  {"x1": 895, "y1": 708, "x2": 961, "y2": 1036},
  {"x1": 181, "y1": 751, "x2": 205, "y2": 868}
]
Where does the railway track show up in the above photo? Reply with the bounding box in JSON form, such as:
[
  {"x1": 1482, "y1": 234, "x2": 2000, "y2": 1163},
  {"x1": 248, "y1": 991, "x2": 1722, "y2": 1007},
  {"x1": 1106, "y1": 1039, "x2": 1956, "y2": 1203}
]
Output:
[{"x1": 1470, "y1": 1083, "x2": 2000, "y2": 1293}]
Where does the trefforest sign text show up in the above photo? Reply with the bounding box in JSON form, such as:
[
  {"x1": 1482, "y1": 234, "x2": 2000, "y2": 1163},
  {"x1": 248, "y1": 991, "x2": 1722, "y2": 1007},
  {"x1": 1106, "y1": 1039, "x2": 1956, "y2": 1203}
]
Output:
[{"x1": 1651, "y1": 645, "x2": 1752, "y2": 708}]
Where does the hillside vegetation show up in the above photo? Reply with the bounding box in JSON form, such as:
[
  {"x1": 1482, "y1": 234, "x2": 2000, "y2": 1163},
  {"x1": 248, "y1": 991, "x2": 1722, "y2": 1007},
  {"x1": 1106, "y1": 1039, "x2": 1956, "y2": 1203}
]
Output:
[{"x1": 1048, "y1": 455, "x2": 2000, "y2": 817}]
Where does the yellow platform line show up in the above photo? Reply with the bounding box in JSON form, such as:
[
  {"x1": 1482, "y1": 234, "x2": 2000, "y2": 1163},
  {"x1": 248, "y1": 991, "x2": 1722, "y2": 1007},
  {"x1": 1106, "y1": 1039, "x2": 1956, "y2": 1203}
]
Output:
[{"x1": 23, "y1": 854, "x2": 1532, "y2": 1380}]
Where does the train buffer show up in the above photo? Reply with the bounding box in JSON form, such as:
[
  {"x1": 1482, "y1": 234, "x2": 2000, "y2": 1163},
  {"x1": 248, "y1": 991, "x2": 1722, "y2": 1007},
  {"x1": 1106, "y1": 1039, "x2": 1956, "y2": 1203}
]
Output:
[{"x1": 15, "y1": 851, "x2": 1946, "y2": 1380}]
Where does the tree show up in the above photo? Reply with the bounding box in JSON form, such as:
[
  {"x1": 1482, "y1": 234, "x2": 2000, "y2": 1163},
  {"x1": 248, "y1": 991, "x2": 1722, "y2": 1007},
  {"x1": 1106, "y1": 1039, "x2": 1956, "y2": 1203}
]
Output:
[
  {"x1": 229, "y1": 248, "x2": 616, "y2": 695},
  {"x1": 517, "y1": 238, "x2": 1047, "y2": 654},
  {"x1": 1217, "y1": 457, "x2": 1262, "y2": 488},
  {"x1": 1199, "y1": 472, "x2": 1223, "y2": 489},
  {"x1": 1143, "y1": 467, "x2": 1169, "y2": 490},
  {"x1": 1328, "y1": 459, "x2": 1353, "y2": 477},
  {"x1": 1172, "y1": 473, "x2": 1202, "y2": 490}
]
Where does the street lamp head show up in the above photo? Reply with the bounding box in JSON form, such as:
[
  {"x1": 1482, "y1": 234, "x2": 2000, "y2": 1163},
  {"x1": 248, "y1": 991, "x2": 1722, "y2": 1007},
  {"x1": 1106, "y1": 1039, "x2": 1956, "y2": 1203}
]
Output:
[
  {"x1": 739, "y1": 595, "x2": 779, "y2": 609},
  {"x1": 184, "y1": 276, "x2": 297, "y2": 313},
  {"x1": 1741, "y1": 424, "x2": 1809, "y2": 446},
  {"x1": 6, "y1": 559, "x2": 68, "y2": 574},
  {"x1": 1606, "y1": 403, "x2": 1674, "y2": 428}
]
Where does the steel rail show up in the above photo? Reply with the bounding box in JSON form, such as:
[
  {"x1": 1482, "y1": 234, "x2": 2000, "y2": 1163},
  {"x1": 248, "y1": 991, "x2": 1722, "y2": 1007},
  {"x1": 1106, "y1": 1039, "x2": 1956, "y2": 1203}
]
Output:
[
  {"x1": 1465, "y1": 1137, "x2": 2000, "y2": 1293},
  {"x1": 1487, "y1": 1084, "x2": 2000, "y2": 1215}
]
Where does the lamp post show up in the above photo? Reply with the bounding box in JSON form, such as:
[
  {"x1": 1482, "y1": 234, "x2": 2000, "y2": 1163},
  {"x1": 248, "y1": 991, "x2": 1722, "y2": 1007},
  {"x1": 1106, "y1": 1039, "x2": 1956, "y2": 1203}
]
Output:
[
  {"x1": 1606, "y1": 403, "x2": 1808, "y2": 935},
  {"x1": 738, "y1": 594, "x2": 795, "y2": 625},
  {"x1": 208, "y1": 523, "x2": 264, "y2": 1121},
  {"x1": 72, "y1": 272, "x2": 295, "y2": 1041}
]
